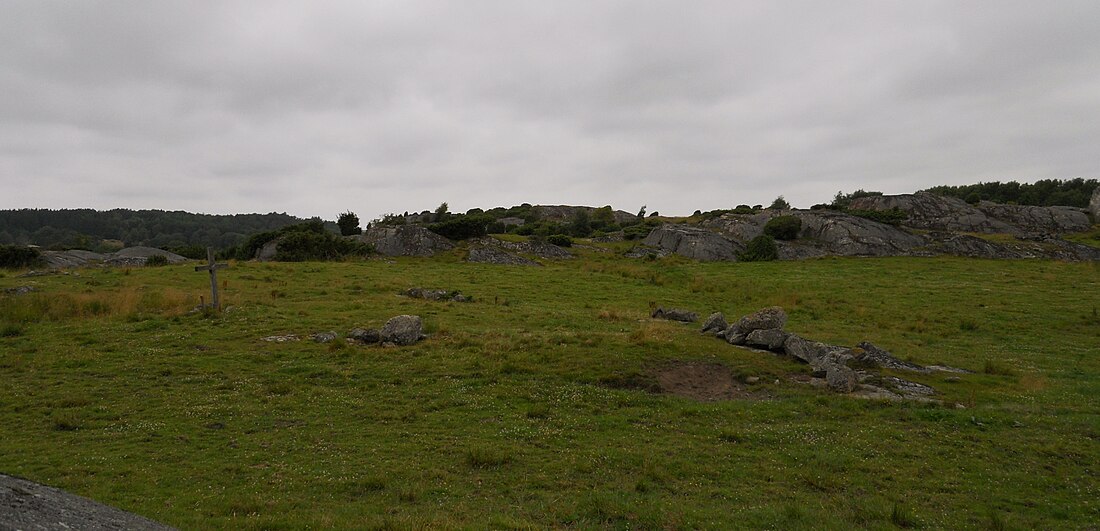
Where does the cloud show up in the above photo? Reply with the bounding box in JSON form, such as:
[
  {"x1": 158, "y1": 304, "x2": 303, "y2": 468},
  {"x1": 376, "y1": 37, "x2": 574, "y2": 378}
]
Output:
[{"x1": 1, "y1": 1, "x2": 1098, "y2": 220}]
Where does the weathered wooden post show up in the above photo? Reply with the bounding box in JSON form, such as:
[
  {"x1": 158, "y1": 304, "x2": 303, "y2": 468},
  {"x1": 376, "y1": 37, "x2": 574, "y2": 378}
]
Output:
[{"x1": 195, "y1": 247, "x2": 228, "y2": 310}]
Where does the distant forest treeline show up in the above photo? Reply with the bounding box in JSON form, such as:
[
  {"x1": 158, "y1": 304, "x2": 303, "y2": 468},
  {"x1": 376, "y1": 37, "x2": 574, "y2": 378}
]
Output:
[
  {"x1": 0, "y1": 209, "x2": 306, "y2": 252},
  {"x1": 921, "y1": 178, "x2": 1097, "y2": 208}
]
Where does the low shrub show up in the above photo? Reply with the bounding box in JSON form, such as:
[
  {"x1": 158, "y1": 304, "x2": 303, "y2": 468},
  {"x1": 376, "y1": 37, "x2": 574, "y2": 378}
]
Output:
[
  {"x1": 429, "y1": 215, "x2": 491, "y2": 241},
  {"x1": 763, "y1": 215, "x2": 801, "y2": 240},
  {"x1": 145, "y1": 254, "x2": 169, "y2": 267},
  {"x1": 740, "y1": 235, "x2": 778, "y2": 262},
  {"x1": 847, "y1": 208, "x2": 908, "y2": 226},
  {"x1": 273, "y1": 231, "x2": 372, "y2": 262},
  {"x1": 546, "y1": 234, "x2": 572, "y2": 247},
  {"x1": 0, "y1": 245, "x2": 45, "y2": 269},
  {"x1": 623, "y1": 224, "x2": 653, "y2": 241}
]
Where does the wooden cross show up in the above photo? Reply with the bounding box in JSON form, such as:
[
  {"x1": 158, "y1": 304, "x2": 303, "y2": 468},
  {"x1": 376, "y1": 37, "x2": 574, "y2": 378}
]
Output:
[{"x1": 194, "y1": 247, "x2": 229, "y2": 310}]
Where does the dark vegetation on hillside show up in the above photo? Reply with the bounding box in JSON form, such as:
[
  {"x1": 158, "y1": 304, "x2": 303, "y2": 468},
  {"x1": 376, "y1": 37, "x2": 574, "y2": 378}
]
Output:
[
  {"x1": 378, "y1": 203, "x2": 655, "y2": 243},
  {"x1": 922, "y1": 178, "x2": 1097, "y2": 207},
  {"x1": 233, "y1": 220, "x2": 371, "y2": 261},
  {"x1": 0, "y1": 245, "x2": 45, "y2": 269},
  {"x1": 0, "y1": 209, "x2": 305, "y2": 255},
  {"x1": 2, "y1": 179, "x2": 1095, "y2": 258}
]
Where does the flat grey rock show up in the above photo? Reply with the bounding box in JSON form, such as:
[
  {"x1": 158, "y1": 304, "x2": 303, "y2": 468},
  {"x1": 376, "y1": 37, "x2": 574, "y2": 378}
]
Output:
[{"x1": 0, "y1": 473, "x2": 174, "y2": 530}]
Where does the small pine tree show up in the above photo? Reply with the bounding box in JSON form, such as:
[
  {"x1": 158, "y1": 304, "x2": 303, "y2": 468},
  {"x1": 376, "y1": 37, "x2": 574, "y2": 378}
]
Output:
[{"x1": 769, "y1": 195, "x2": 791, "y2": 210}]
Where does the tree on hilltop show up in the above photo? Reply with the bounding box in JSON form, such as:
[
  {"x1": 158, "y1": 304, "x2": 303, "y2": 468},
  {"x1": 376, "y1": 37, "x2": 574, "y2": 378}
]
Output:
[{"x1": 337, "y1": 211, "x2": 361, "y2": 236}]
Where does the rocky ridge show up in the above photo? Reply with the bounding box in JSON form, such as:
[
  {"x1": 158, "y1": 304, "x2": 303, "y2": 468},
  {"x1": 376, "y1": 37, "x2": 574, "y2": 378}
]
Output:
[
  {"x1": 692, "y1": 307, "x2": 966, "y2": 400},
  {"x1": 639, "y1": 193, "x2": 1098, "y2": 262}
]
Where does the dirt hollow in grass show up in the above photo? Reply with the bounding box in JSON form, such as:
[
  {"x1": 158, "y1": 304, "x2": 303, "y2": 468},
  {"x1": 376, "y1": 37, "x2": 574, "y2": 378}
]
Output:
[{"x1": 654, "y1": 361, "x2": 761, "y2": 401}]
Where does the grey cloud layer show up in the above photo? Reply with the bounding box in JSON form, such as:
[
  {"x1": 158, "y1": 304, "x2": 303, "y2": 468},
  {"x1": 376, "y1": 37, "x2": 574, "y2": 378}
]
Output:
[{"x1": 2, "y1": 1, "x2": 1098, "y2": 219}]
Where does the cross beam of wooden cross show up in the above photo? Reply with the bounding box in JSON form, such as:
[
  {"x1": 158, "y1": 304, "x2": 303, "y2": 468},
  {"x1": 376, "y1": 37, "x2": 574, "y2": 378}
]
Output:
[{"x1": 194, "y1": 247, "x2": 229, "y2": 310}]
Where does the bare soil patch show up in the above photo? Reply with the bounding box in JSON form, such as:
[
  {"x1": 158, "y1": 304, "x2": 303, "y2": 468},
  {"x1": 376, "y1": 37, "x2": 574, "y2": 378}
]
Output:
[{"x1": 600, "y1": 361, "x2": 763, "y2": 401}]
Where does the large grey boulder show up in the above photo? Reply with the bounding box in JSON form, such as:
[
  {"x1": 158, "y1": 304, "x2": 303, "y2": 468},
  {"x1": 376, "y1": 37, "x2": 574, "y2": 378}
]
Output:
[
  {"x1": 256, "y1": 238, "x2": 280, "y2": 261},
  {"x1": 855, "y1": 341, "x2": 930, "y2": 372},
  {"x1": 380, "y1": 315, "x2": 425, "y2": 346},
  {"x1": 782, "y1": 334, "x2": 854, "y2": 368},
  {"x1": 40, "y1": 249, "x2": 108, "y2": 268},
  {"x1": 976, "y1": 202, "x2": 1091, "y2": 235},
  {"x1": 359, "y1": 225, "x2": 454, "y2": 257},
  {"x1": 642, "y1": 224, "x2": 743, "y2": 261},
  {"x1": 732, "y1": 306, "x2": 787, "y2": 335},
  {"x1": 700, "y1": 312, "x2": 729, "y2": 336},
  {"x1": 783, "y1": 334, "x2": 827, "y2": 366},
  {"x1": 745, "y1": 328, "x2": 790, "y2": 351},
  {"x1": 849, "y1": 192, "x2": 1017, "y2": 234},
  {"x1": 825, "y1": 365, "x2": 859, "y2": 393},
  {"x1": 348, "y1": 328, "x2": 382, "y2": 344},
  {"x1": 651, "y1": 307, "x2": 698, "y2": 322}
]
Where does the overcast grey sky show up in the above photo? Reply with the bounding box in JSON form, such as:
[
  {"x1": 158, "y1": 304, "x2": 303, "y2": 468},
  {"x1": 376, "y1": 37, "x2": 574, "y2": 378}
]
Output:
[{"x1": 1, "y1": 1, "x2": 1098, "y2": 220}]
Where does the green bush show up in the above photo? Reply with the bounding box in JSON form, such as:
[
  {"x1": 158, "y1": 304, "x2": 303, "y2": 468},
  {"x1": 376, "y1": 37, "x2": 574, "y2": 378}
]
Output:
[
  {"x1": 237, "y1": 219, "x2": 330, "y2": 260},
  {"x1": 763, "y1": 216, "x2": 801, "y2": 240},
  {"x1": 144, "y1": 254, "x2": 169, "y2": 267},
  {"x1": 740, "y1": 235, "x2": 778, "y2": 262},
  {"x1": 847, "y1": 208, "x2": 908, "y2": 226},
  {"x1": 546, "y1": 234, "x2": 572, "y2": 247},
  {"x1": 623, "y1": 224, "x2": 653, "y2": 241},
  {"x1": 0, "y1": 245, "x2": 45, "y2": 269},
  {"x1": 273, "y1": 231, "x2": 371, "y2": 262},
  {"x1": 429, "y1": 215, "x2": 490, "y2": 241}
]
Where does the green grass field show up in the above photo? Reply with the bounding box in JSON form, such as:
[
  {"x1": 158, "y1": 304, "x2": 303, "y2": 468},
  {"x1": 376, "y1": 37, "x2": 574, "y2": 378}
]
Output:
[{"x1": 1, "y1": 248, "x2": 1098, "y2": 529}]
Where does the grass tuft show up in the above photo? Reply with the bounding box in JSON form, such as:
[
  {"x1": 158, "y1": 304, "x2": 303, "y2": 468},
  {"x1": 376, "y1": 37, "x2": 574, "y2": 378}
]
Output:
[
  {"x1": 983, "y1": 360, "x2": 1017, "y2": 376},
  {"x1": 465, "y1": 447, "x2": 513, "y2": 469},
  {"x1": 891, "y1": 503, "x2": 919, "y2": 528}
]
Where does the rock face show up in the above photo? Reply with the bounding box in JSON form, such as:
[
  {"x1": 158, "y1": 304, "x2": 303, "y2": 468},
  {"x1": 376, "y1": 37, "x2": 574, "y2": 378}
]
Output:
[
  {"x1": 642, "y1": 224, "x2": 743, "y2": 261},
  {"x1": 471, "y1": 237, "x2": 572, "y2": 260},
  {"x1": 380, "y1": 315, "x2": 424, "y2": 346},
  {"x1": 851, "y1": 192, "x2": 1092, "y2": 236},
  {"x1": 920, "y1": 232, "x2": 1100, "y2": 261},
  {"x1": 788, "y1": 211, "x2": 926, "y2": 257},
  {"x1": 466, "y1": 246, "x2": 540, "y2": 266},
  {"x1": 849, "y1": 192, "x2": 1017, "y2": 234},
  {"x1": 531, "y1": 205, "x2": 637, "y2": 225},
  {"x1": 40, "y1": 248, "x2": 187, "y2": 268},
  {"x1": 976, "y1": 202, "x2": 1091, "y2": 235},
  {"x1": 0, "y1": 473, "x2": 176, "y2": 531},
  {"x1": 359, "y1": 226, "x2": 454, "y2": 257},
  {"x1": 702, "y1": 210, "x2": 925, "y2": 258}
]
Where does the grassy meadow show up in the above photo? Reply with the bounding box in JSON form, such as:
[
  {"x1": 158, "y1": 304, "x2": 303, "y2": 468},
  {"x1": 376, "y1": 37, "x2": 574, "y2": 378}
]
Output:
[{"x1": 1, "y1": 246, "x2": 1098, "y2": 529}]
